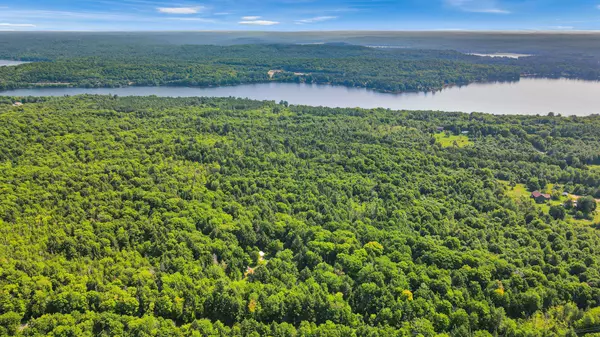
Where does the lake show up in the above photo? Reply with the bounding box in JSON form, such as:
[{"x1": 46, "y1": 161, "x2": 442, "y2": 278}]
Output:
[
  {"x1": 0, "y1": 60, "x2": 29, "y2": 66},
  {"x1": 2, "y1": 78, "x2": 600, "y2": 116},
  {"x1": 466, "y1": 53, "x2": 532, "y2": 59}
]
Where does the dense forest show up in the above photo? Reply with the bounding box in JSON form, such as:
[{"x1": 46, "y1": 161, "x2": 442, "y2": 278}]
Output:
[
  {"x1": 0, "y1": 96, "x2": 599, "y2": 336},
  {"x1": 1, "y1": 33, "x2": 600, "y2": 93}
]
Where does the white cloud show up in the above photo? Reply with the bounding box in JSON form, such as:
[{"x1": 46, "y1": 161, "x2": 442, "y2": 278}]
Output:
[
  {"x1": 167, "y1": 18, "x2": 216, "y2": 23},
  {"x1": 549, "y1": 26, "x2": 574, "y2": 30},
  {"x1": 295, "y1": 16, "x2": 337, "y2": 24},
  {"x1": 157, "y1": 7, "x2": 203, "y2": 14},
  {"x1": 470, "y1": 8, "x2": 510, "y2": 14},
  {"x1": 0, "y1": 23, "x2": 36, "y2": 27},
  {"x1": 445, "y1": 0, "x2": 510, "y2": 14},
  {"x1": 2, "y1": 9, "x2": 130, "y2": 20},
  {"x1": 242, "y1": 16, "x2": 261, "y2": 20},
  {"x1": 239, "y1": 20, "x2": 279, "y2": 26}
]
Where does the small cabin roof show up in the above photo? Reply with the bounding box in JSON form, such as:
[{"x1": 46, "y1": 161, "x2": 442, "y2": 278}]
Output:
[{"x1": 531, "y1": 191, "x2": 551, "y2": 199}]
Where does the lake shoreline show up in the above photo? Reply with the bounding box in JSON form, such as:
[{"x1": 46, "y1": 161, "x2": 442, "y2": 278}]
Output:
[
  {"x1": 2, "y1": 78, "x2": 600, "y2": 116},
  {"x1": 466, "y1": 52, "x2": 533, "y2": 59},
  {"x1": 2, "y1": 75, "x2": 598, "y2": 95},
  {"x1": 1, "y1": 78, "x2": 479, "y2": 95},
  {"x1": 0, "y1": 60, "x2": 31, "y2": 67},
  {"x1": 0, "y1": 75, "x2": 568, "y2": 96}
]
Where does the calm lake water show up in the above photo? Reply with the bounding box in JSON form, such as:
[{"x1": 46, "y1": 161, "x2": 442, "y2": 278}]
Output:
[
  {"x1": 466, "y1": 53, "x2": 532, "y2": 59},
  {"x1": 2, "y1": 78, "x2": 600, "y2": 115},
  {"x1": 0, "y1": 60, "x2": 29, "y2": 66}
]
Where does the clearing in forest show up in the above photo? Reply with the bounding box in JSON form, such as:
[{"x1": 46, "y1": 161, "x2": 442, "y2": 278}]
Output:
[
  {"x1": 434, "y1": 133, "x2": 471, "y2": 148},
  {"x1": 268, "y1": 70, "x2": 283, "y2": 78},
  {"x1": 501, "y1": 181, "x2": 599, "y2": 225}
]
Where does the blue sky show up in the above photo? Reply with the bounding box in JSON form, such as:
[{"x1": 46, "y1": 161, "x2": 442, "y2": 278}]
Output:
[{"x1": 1, "y1": 0, "x2": 600, "y2": 31}]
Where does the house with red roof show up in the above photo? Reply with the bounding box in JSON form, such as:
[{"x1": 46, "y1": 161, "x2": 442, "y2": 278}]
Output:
[{"x1": 531, "y1": 191, "x2": 551, "y2": 203}]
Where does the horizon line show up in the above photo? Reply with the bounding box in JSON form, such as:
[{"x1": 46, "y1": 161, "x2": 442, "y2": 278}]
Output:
[{"x1": 2, "y1": 29, "x2": 600, "y2": 34}]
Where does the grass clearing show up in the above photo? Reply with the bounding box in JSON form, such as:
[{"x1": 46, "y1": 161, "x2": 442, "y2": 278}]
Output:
[
  {"x1": 434, "y1": 133, "x2": 471, "y2": 148},
  {"x1": 499, "y1": 181, "x2": 598, "y2": 225},
  {"x1": 571, "y1": 212, "x2": 600, "y2": 226},
  {"x1": 503, "y1": 182, "x2": 529, "y2": 200},
  {"x1": 588, "y1": 164, "x2": 600, "y2": 172}
]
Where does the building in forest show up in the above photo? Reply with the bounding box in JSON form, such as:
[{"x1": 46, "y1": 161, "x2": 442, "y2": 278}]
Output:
[{"x1": 531, "y1": 191, "x2": 551, "y2": 203}]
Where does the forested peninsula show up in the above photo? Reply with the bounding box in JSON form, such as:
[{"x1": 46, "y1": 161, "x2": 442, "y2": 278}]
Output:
[
  {"x1": 1, "y1": 33, "x2": 600, "y2": 93},
  {"x1": 0, "y1": 96, "x2": 599, "y2": 336}
]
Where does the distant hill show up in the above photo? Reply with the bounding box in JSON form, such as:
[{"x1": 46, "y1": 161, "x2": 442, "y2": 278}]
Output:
[{"x1": 3, "y1": 31, "x2": 600, "y2": 56}]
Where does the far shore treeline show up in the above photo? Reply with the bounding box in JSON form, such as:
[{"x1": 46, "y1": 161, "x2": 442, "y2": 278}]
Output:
[{"x1": 2, "y1": 33, "x2": 600, "y2": 93}]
